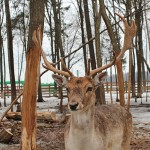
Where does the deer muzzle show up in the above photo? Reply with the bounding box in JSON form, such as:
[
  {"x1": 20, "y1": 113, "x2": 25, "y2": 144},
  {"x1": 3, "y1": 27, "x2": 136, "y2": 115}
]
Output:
[{"x1": 69, "y1": 102, "x2": 79, "y2": 111}]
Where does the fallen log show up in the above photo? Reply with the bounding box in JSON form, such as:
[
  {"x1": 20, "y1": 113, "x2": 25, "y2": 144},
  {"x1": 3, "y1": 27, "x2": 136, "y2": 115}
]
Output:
[
  {"x1": 5, "y1": 112, "x2": 21, "y2": 120},
  {"x1": 5, "y1": 111, "x2": 56, "y2": 122},
  {"x1": 0, "y1": 128, "x2": 13, "y2": 143},
  {"x1": 143, "y1": 122, "x2": 150, "y2": 125},
  {"x1": 0, "y1": 91, "x2": 23, "y2": 124}
]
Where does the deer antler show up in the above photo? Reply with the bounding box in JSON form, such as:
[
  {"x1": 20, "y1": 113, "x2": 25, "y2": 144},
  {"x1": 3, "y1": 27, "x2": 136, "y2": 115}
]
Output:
[
  {"x1": 61, "y1": 58, "x2": 74, "y2": 77},
  {"x1": 90, "y1": 52, "x2": 116, "y2": 76},
  {"x1": 90, "y1": 14, "x2": 137, "y2": 77},
  {"x1": 32, "y1": 26, "x2": 74, "y2": 77},
  {"x1": 115, "y1": 13, "x2": 137, "y2": 62}
]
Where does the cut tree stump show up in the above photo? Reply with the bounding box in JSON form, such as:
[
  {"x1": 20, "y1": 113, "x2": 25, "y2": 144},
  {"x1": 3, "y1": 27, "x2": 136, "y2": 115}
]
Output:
[{"x1": 0, "y1": 128, "x2": 13, "y2": 143}]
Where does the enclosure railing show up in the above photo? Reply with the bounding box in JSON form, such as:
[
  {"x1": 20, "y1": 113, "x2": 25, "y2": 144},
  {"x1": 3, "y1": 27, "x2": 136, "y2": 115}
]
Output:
[{"x1": 0, "y1": 81, "x2": 150, "y2": 98}]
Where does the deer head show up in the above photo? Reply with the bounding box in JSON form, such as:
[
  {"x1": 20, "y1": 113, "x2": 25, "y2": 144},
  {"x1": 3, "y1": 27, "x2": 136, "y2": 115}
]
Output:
[
  {"x1": 52, "y1": 71, "x2": 107, "y2": 111},
  {"x1": 32, "y1": 14, "x2": 136, "y2": 111}
]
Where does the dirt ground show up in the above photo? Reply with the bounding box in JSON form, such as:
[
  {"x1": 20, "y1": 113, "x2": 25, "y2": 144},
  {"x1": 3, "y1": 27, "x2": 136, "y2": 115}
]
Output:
[
  {"x1": 0, "y1": 117, "x2": 150, "y2": 150},
  {"x1": 131, "y1": 124, "x2": 150, "y2": 150},
  {"x1": 0, "y1": 96, "x2": 150, "y2": 150}
]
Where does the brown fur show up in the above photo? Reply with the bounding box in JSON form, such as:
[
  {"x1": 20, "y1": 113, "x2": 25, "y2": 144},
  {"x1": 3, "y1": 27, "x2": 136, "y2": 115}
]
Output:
[
  {"x1": 53, "y1": 76, "x2": 132, "y2": 150},
  {"x1": 65, "y1": 104, "x2": 132, "y2": 150}
]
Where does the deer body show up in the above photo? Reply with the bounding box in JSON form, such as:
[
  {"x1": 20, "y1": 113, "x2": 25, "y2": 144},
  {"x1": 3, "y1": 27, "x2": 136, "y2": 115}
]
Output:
[
  {"x1": 65, "y1": 104, "x2": 132, "y2": 150},
  {"x1": 60, "y1": 77, "x2": 132, "y2": 150},
  {"x1": 32, "y1": 13, "x2": 136, "y2": 150}
]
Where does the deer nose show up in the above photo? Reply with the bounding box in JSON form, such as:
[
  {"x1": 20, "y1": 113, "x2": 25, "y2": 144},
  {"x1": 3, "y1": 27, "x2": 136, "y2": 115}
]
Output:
[{"x1": 69, "y1": 102, "x2": 79, "y2": 111}]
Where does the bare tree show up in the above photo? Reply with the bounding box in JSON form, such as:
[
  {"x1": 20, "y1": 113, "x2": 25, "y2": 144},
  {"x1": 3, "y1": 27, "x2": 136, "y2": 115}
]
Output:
[
  {"x1": 83, "y1": 0, "x2": 96, "y2": 69},
  {"x1": 77, "y1": 0, "x2": 87, "y2": 73},
  {"x1": 143, "y1": 0, "x2": 150, "y2": 52},
  {"x1": 21, "y1": 0, "x2": 44, "y2": 149},
  {"x1": 92, "y1": 0, "x2": 106, "y2": 104},
  {"x1": 83, "y1": 0, "x2": 104, "y2": 104},
  {"x1": 100, "y1": 0, "x2": 125, "y2": 107},
  {"x1": 45, "y1": 1, "x2": 55, "y2": 62},
  {"x1": 0, "y1": 1, "x2": 3, "y2": 105},
  {"x1": 26, "y1": 0, "x2": 45, "y2": 103},
  {"x1": 51, "y1": 0, "x2": 65, "y2": 58},
  {"x1": 134, "y1": 0, "x2": 143, "y2": 98},
  {"x1": 4, "y1": 0, "x2": 16, "y2": 109},
  {"x1": 125, "y1": 0, "x2": 132, "y2": 111},
  {"x1": 0, "y1": 3, "x2": 3, "y2": 98}
]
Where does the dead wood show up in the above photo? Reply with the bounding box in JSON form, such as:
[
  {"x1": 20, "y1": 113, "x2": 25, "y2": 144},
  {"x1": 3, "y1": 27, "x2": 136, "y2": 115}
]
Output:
[
  {"x1": 0, "y1": 128, "x2": 13, "y2": 143},
  {"x1": 5, "y1": 112, "x2": 57, "y2": 122},
  {"x1": 0, "y1": 91, "x2": 23, "y2": 124}
]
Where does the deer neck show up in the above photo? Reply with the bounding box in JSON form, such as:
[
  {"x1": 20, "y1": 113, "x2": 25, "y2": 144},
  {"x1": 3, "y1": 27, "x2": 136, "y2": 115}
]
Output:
[{"x1": 70, "y1": 105, "x2": 95, "y2": 130}]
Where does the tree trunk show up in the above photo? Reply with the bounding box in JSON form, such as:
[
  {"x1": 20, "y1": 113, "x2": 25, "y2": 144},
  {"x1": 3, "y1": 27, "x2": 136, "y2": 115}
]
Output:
[
  {"x1": 45, "y1": 2, "x2": 55, "y2": 62},
  {"x1": 51, "y1": 0, "x2": 65, "y2": 58},
  {"x1": 125, "y1": 0, "x2": 132, "y2": 111},
  {"x1": 21, "y1": 36, "x2": 41, "y2": 150},
  {"x1": 21, "y1": 0, "x2": 44, "y2": 149},
  {"x1": 83, "y1": 0, "x2": 96, "y2": 69},
  {"x1": 19, "y1": 0, "x2": 27, "y2": 84},
  {"x1": 100, "y1": 0, "x2": 125, "y2": 107},
  {"x1": 5, "y1": 0, "x2": 17, "y2": 109},
  {"x1": 0, "y1": 3, "x2": 4, "y2": 102},
  {"x1": 77, "y1": 0, "x2": 87, "y2": 73},
  {"x1": 83, "y1": 0, "x2": 103, "y2": 104},
  {"x1": 27, "y1": 1, "x2": 44, "y2": 51},
  {"x1": 37, "y1": 78, "x2": 44, "y2": 102},
  {"x1": 27, "y1": 0, "x2": 44, "y2": 101},
  {"x1": 2, "y1": 46, "x2": 6, "y2": 106},
  {"x1": 51, "y1": 0, "x2": 66, "y2": 111},
  {"x1": 92, "y1": 0, "x2": 105, "y2": 104},
  {"x1": 45, "y1": 1, "x2": 57, "y2": 97},
  {"x1": 0, "y1": 19, "x2": 3, "y2": 98},
  {"x1": 134, "y1": 0, "x2": 143, "y2": 98},
  {"x1": 144, "y1": 0, "x2": 150, "y2": 52},
  {"x1": 131, "y1": 46, "x2": 136, "y2": 98}
]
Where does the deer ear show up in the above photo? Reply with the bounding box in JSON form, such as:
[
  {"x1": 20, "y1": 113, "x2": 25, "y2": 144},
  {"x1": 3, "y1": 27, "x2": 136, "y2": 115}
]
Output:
[
  {"x1": 52, "y1": 74, "x2": 68, "y2": 87},
  {"x1": 94, "y1": 72, "x2": 107, "y2": 88}
]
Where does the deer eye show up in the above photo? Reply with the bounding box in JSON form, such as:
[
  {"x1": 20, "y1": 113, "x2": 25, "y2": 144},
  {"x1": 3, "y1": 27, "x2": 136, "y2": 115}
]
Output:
[{"x1": 86, "y1": 87, "x2": 93, "y2": 93}]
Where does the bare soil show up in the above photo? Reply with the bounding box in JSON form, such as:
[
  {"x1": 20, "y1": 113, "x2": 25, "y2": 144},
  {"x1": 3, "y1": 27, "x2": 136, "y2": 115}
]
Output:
[
  {"x1": 131, "y1": 124, "x2": 150, "y2": 150},
  {"x1": 0, "y1": 118, "x2": 150, "y2": 150}
]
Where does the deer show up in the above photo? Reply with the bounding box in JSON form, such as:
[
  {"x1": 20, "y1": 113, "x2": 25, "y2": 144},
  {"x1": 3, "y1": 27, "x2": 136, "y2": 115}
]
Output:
[{"x1": 32, "y1": 13, "x2": 136, "y2": 150}]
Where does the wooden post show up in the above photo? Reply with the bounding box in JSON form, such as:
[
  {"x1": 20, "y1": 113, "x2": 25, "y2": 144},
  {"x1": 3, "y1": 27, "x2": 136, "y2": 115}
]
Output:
[
  {"x1": 106, "y1": 82, "x2": 108, "y2": 93},
  {"x1": 49, "y1": 84, "x2": 51, "y2": 97},
  {"x1": 21, "y1": 28, "x2": 41, "y2": 150},
  {"x1": 125, "y1": 81, "x2": 127, "y2": 93},
  {"x1": 7, "y1": 86, "x2": 9, "y2": 98}
]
